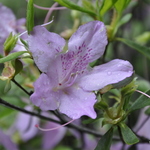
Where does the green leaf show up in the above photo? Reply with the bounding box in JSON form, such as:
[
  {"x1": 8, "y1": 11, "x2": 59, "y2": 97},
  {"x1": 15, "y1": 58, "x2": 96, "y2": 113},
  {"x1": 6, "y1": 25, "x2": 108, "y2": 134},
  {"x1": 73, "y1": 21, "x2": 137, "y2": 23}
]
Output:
[
  {"x1": 119, "y1": 122, "x2": 139, "y2": 145},
  {"x1": 20, "y1": 38, "x2": 29, "y2": 50},
  {"x1": 11, "y1": 59, "x2": 23, "y2": 76},
  {"x1": 94, "y1": 127, "x2": 114, "y2": 150},
  {"x1": 135, "y1": 32, "x2": 150, "y2": 45},
  {"x1": 82, "y1": 0, "x2": 95, "y2": 11},
  {"x1": 145, "y1": 107, "x2": 150, "y2": 115},
  {"x1": 100, "y1": 0, "x2": 118, "y2": 16},
  {"x1": 117, "y1": 13, "x2": 132, "y2": 28},
  {"x1": 112, "y1": 73, "x2": 134, "y2": 89},
  {"x1": 55, "y1": 0, "x2": 96, "y2": 16},
  {"x1": 116, "y1": 38, "x2": 150, "y2": 60},
  {"x1": 0, "y1": 106, "x2": 14, "y2": 119},
  {"x1": 95, "y1": 100, "x2": 109, "y2": 110},
  {"x1": 128, "y1": 90, "x2": 150, "y2": 112},
  {"x1": 0, "y1": 51, "x2": 28, "y2": 63},
  {"x1": 26, "y1": 0, "x2": 34, "y2": 34},
  {"x1": 4, "y1": 80, "x2": 11, "y2": 93},
  {"x1": 115, "y1": 0, "x2": 131, "y2": 12},
  {"x1": 4, "y1": 33, "x2": 18, "y2": 54}
]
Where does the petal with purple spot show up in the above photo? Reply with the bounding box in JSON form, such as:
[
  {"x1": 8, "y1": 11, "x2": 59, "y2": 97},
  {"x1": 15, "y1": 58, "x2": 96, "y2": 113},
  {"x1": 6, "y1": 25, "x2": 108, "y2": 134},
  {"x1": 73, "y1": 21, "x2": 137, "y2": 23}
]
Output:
[
  {"x1": 61, "y1": 21, "x2": 107, "y2": 76},
  {"x1": 28, "y1": 26, "x2": 66, "y2": 72}
]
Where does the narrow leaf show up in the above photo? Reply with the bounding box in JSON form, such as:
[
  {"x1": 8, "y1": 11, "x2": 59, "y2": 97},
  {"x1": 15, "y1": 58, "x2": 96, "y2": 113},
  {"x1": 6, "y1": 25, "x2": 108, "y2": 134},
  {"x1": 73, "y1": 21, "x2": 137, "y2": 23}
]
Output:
[
  {"x1": 12, "y1": 59, "x2": 23, "y2": 76},
  {"x1": 94, "y1": 127, "x2": 114, "y2": 150},
  {"x1": 4, "y1": 33, "x2": 18, "y2": 54},
  {"x1": 115, "y1": 0, "x2": 131, "y2": 12},
  {"x1": 116, "y1": 38, "x2": 150, "y2": 60},
  {"x1": 4, "y1": 80, "x2": 11, "y2": 93},
  {"x1": 117, "y1": 14, "x2": 132, "y2": 27},
  {"x1": 100, "y1": 0, "x2": 118, "y2": 16},
  {"x1": 145, "y1": 107, "x2": 150, "y2": 115},
  {"x1": 55, "y1": 0, "x2": 96, "y2": 16},
  {"x1": 0, "y1": 51, "x2": 28, "y2": 63},
  {"x1": 26, "y1": 0, "x2": 34, "y2": 34},
  {"x1": 119, "y1": 122, "x2": 139, "y2": 145},
  {"x1": 128, "y1": 90, "x2": 150, "y2": 112}
]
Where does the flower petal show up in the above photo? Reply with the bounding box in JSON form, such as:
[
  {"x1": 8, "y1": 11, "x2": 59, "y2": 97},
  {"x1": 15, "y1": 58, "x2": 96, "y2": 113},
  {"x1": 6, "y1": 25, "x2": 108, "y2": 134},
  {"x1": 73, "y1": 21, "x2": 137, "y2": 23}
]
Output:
[
  {"x1": 61, "y1": 21, "x2": 107, "y2": 76},
  {"x1": 30, "y1": 73, "x2": 60, "y2": 110},
  {"x1": 16, "y1": 106, "x2": 39, "y2": 141},
  {"x1": 0, "y1": 129, "x2": 19, "y2": 150},
  {"x1": 59, "y1": 86, "x2": 97, "y2": 119},
  {"x1": 42, "y1": 122, "x2": 66, "y2": 150},
  {"x1": 69, "y1": 21, "x2": 107, "y2": 62},
  {"x1": 78, "y1": 59, "x2": 133, "y2": 91},
  {"x1": 28, "y1": 26, "x2": 66, "y2": 72}
]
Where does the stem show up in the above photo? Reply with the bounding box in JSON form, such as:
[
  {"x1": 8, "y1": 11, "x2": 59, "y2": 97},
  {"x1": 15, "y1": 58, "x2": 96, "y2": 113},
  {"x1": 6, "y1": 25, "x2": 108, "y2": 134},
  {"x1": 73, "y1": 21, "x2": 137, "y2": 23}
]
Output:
[
  {"x1": 11, "y1": 79, "x2": 31, "y2": 96},
  {"x1": 0, "y1": 97, "x2": 59, "y2": 123},
  {"x1": 116, "y1": 95, "x2": 124, "y2": 118},
  {"x1": 0, "y1": 97, "x2": 120, "y2": 139}
]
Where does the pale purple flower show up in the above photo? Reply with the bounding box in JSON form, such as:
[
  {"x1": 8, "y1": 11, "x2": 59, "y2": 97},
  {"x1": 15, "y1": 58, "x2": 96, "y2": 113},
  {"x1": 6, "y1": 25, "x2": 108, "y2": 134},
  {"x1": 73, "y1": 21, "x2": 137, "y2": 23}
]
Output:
[
  {"x1": 0, "y1": 129, "x2": 19, "y2": 150},
  {"x1": 16, "y1": 106, "x2": 39, "y2": 141},
  {"x1": 42, "y1": 121, "x2": 66, "y2": 150},
  {"x1": 0, "y1": 3, "x2": 26, "y2": 54},
  {"x1": 28, "y1": 21, "x2": 133, "y2": 119},
  {"x1": 134, "y1": 108, "x2": 150, "y2": 150}
]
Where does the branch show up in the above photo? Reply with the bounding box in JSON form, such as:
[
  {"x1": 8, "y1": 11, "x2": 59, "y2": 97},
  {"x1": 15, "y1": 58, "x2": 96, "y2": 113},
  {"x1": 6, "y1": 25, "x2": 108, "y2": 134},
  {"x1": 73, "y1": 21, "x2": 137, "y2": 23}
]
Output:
[
  {"x1": 11, "y1": 79, "x2": 31, "y2": 96},
  {"x1": 0, "y1": 97, "x2": 118, "y2": 138}
]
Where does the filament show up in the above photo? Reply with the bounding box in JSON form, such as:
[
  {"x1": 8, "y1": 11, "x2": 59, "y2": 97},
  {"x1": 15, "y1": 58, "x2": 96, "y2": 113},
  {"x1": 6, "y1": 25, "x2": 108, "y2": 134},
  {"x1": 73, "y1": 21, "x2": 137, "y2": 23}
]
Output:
[
  {"x1": 136, "y1": 90, "x2": 150, "y2": 98},
  {"x1": 18, "y1": 20, "x2": 53, "y2": 38},
  {"x1": 35, "y1": 119, "x2": 75, "y2": 131},
  {"x1": 26, "y1": 0, "x2": 66, "y2": 11}
]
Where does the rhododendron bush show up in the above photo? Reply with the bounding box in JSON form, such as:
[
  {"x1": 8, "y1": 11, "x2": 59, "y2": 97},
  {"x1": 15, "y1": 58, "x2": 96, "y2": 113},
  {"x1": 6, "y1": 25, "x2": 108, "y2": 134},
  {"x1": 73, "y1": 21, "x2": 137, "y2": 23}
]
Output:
[{"x1": 0, "y1": 0, "x2": 150, "y2": 150}]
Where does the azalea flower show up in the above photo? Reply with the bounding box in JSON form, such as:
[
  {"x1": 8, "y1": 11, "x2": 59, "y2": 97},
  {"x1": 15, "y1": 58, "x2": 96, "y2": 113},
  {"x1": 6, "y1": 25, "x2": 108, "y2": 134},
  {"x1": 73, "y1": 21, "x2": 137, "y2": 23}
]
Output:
[
  {"x1": 16, "y1": 106, "x2": 39, "y2": 141},
  {"x1": 28, "y1": 21, "x2": 133, "y2": 119},
  {"x1": 0, "y1": 3, "x2": 26, "y2": 55},
  {"x1": 42, "y1": 120, "x2": 66, "y2": 150}
]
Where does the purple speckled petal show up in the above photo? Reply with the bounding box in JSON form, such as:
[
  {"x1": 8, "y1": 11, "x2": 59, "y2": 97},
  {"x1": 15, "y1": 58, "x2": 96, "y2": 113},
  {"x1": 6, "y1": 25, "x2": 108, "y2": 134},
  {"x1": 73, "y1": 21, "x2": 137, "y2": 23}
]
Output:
[
  {"x1": 78, "y1": 59, "x2": 133, "y2": 91},
  {"x1": 30, "y1": 73, "x2": 60, "y2": 111},
  {"x1": 68, "y1": 21, "x2": 107, "y2": 62},
  {"x1": 28, "y1": 26, "x2": 66, "y2": 72},
  {"x1": 0, "y1": 129, "x2": 18, "y2": 150},
  {"x1": 42, "y1": 122, "x2": 66, "y2": 150},
  {"x1": 16, "y1": 106, "x2": 39, "y2": 141},
  {"x1": 60, "y1": 21, "x2": 107, "y2": 77},
  {"x1": 59, "y1": 86, "x2": 96, "y2": 119}
]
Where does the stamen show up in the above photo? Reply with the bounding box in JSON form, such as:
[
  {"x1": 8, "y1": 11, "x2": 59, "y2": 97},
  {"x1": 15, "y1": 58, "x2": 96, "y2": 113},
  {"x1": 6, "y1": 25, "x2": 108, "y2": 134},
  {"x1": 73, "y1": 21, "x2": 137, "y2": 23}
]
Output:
[
  {"x1": 66, "y1": 73, "x2": 78, "y2": 87},
  {"x1": 44, "y1": 3, "x2": 58, "y2": 24},
  {"x1": 41, "y1": 19, "x2": 54, "y2": 27},
  {"x1": 136, "y1": 90, "x2": 150, "y2": 98},
  {"x1": 35, "y1": 119, "x2": 75, "y2": 132},
  {"x1": 26, "y1": 0, "x2": 66, "y2": 11},
  {"x1": 18, "y1": 20, "x2": 54, "y2": 38}
]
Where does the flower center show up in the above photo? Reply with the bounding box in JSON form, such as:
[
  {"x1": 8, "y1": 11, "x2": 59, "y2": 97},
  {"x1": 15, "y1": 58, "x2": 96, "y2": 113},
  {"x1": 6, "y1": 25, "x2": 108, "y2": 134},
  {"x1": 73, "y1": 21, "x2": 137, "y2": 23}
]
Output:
[{"x1": 54, "y1": 72, "x2": 78, "y2": 91}]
